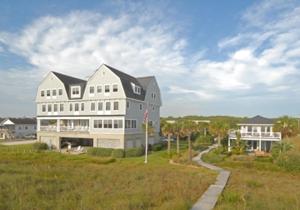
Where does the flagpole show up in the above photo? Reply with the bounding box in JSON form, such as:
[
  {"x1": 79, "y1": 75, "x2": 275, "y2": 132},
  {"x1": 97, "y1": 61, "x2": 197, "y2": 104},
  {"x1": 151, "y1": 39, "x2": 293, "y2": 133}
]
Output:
[{"x1": 145, "y1": 111, "x2": 148, "y2": 164}]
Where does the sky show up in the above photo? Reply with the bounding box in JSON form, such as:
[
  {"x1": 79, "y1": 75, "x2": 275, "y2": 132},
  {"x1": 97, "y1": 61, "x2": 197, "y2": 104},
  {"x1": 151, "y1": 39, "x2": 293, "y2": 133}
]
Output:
[{"x1": 0, "y1": 0, "x2": 300, "y2": 118}]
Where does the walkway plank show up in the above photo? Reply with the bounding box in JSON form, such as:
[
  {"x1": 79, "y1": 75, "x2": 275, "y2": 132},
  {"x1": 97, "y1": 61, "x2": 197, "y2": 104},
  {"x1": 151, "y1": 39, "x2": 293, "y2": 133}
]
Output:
[{"x1": 191, "y1": 145, "x2": 230, "y2": 210}]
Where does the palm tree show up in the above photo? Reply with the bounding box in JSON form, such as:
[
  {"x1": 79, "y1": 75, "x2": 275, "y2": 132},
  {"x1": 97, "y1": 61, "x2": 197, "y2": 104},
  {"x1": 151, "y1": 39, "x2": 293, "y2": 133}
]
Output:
[
  {"x1": 180, "y1": 120, "x2": 199, "y2": 163},
  {"x1": 274, "y1": 116, "x2": 298, "y2": 138},
  {"x1": 173, "y1": 121, "x2": 181, "y2": 154},
  {"x1": 161, "y1": 122, "x2": 174, "y2": 155},
  {"x1": 209, "y1": 120, "x2": 230, "y2": 146}
]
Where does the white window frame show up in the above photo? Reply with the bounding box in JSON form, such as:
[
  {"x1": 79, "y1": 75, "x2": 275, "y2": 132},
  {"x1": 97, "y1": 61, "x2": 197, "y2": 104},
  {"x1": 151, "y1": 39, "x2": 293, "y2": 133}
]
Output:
[
  {"x1": 71, "y1": 86, "x2": 81, "y2": 98},
  {"x1": 97, "y1": 85, "x2": 102, "y2": 93},
  {"x1": 113, "y1": 101, "x2": 119, "y2": 111},
  {"x1": 112, "y1": 84, "x2": 118, "y2": 92},
  {"x1": 89, "y1": 86, "x2": 95, "y2": 96}
]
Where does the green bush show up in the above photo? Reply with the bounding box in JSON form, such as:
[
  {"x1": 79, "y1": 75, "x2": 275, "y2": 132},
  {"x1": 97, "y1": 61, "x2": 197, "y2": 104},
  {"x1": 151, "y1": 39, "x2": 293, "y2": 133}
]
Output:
[
  {"x1": 125, "y1": 147, "x2": 145, "y2": 157},
  {"x1": 275, "y1": 152, "x2": 300, "y2": 172},
  {"x1": 112, "y1": 149, "x2": 125, "y2": 158},
  {"x1": 152, "y1": 143, "x2": 164, "y2": 151},
  {"x1": 194, "y1": 135, "x2": 213, "y2": 145},
  {"x1": 193, "y1": 135, "x2": 213, "y2": 151},
  {"x1": 32, "y1": 143, "x2": 48, "y2": 151},
  {"x1": 87, "y1": 148, "x2": 113, "y2": 157}
]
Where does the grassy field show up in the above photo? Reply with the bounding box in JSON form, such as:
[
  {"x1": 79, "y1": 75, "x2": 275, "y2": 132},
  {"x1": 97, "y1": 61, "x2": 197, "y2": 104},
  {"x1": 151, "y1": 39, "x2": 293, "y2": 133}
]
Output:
[
  {"x1": 0, "y1": 141, "x2": 216, "y2": 210},
  {"x1": 203, "y1": 137, "x2": 300, "y2": 210}
]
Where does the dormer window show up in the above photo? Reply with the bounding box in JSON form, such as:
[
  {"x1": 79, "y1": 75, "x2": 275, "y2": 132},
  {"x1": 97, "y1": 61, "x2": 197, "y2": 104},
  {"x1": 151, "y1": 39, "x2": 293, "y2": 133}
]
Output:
[
  {"x1": 131, "y1": 83, "x2": 141, "y2": 95},
  {"x1": 71, "y1": 86, "x2": 81, "y2": 98}
]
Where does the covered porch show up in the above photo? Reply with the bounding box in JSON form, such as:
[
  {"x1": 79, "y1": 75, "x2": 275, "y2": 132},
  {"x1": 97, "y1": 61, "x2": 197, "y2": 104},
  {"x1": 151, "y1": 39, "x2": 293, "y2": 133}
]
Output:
[{"x1": 38, "y1": 118, "x2": 90, "y2": 132}]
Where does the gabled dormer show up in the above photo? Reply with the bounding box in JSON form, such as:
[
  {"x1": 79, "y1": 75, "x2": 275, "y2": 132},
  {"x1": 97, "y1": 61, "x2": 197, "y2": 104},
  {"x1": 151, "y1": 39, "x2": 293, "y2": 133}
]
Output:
[{"x1": 51, "y1": 72, "x2": 87, "y2": 100}]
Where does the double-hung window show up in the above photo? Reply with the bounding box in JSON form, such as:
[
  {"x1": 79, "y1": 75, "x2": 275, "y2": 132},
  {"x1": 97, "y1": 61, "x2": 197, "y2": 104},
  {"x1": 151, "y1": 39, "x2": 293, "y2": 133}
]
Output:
[
  {"x1": 75, "y1": 103, "x2": 79, "y2": 111},
  {"x1": 105, "y1": 85, "x2": 110, "y2": 93},
  {"x1": 60, "y1": 104, "x2": 64, "y2": 112},
  {"x1": 98, "y1": 102, "x2": 103, "y2": 111},
  {"x1": 94, "y1": 120, "x2": 102, "y2": 128},
  {"x1": 113, "y1": 84, "x2": 118, "y2": 92},
  {"x1": 114, "y1": 120, "x2": 123, "y2": 129},
  {"x1": 90, "y1": 86, "x2": 95, "y2": 94},
  {"x1": 113, "y1": 101, "x2": 119, "y2": 110},
  {"x1": 106, "y1": 102, "x2": 111, "y2": 111},
  {"x1": 42, "y1": 105, "x2": 46, "y2": 112},
  {"x1": 91, "y1": 102, "x2": 95, "y2": 111},
  {"x1": 97, "y1": 85, "x2": 102, "y2": 93}
]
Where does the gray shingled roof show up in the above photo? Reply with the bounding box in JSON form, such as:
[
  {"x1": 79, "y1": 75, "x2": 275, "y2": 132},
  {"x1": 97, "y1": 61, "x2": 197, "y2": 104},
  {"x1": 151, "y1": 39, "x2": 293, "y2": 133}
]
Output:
[
  {"x1": 241, "y1": 115, "x2": 274, "y2": 124},
  {"x1": 104, "y1": 64, "x2": 146, "y2": 101},
  {"x1": 137, "y1": 76, "x2": 154, "y2": 89},
  {"x1": 52, "y1": 71, "x2": 87, "y2": 99},
  {"x1": 1, "y1": 118, "x2": 36, "y2": 125}
]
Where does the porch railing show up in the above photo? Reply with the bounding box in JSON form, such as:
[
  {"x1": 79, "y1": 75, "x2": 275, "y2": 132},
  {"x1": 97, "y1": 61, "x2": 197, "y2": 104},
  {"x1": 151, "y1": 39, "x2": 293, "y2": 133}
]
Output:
[
  {"x1": 229, "y1": 131, "x2": 281, "y2": 140},
  {"x1": 60, "y1": 126, "x2": 89, "y2": 132}
]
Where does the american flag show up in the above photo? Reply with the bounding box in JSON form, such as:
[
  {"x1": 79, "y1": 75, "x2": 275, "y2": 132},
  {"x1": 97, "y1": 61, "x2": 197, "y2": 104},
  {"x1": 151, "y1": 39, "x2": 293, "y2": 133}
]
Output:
[{"x1": 143, "y1": 109, "x2": 148, "y2": 123}]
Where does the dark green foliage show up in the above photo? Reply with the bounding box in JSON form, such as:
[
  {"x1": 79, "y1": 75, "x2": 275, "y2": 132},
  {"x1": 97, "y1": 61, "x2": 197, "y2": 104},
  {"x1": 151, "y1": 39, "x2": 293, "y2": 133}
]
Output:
[
  {"x1": 275, "y1": 152, "x2": 300, "y2": 172},
  {"x1": 87, "y1": 148, "x2": 113, "y2": 157},
  {"x1": 152, "y1": 143, "x2": 164, "y2": 151},
  {"x1": 271, "y1": 142, "x2": 293, "y2": 159},
  {"x1": 193, "y1": 135, "x2": 213, "y2": 151},
  {"x1": 125, "y1": 147, "x2": 145, "y2": 157},
  {"x1": 112, "y1": 149, "x2": 125, "y2": 158},
  {"x1": 32, "y1": 142, "x2": 48, "y2": 151}
]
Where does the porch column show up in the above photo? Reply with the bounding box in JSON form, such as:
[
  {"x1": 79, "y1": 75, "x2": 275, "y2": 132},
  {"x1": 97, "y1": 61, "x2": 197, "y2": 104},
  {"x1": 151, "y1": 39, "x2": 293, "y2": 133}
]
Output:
[
  {"x1": 228, "y1": 138, "x2": 231, "y2": 152},
  {"x1": 57, "y1": 119, "x2": 60, "y2": 132},
  {"x1": 258, "y1": 139, "x2": 262, "y2": 151},
  {"x1": 37, "y1": 119, "x2": 41, "y2": 132},
  {"x1": 251, "y1": 141, "x2": 254, "y2": 150}
]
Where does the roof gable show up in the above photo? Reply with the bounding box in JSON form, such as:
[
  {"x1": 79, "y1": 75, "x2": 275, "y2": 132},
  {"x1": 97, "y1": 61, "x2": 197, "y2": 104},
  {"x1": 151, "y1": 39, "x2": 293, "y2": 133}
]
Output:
[
  {"x1": 104, "y1": 64, "x2": 146, "y2": 101},
  {"x1": 52, "y1": 72, "x2": 87, "y2": 99},
  {"x1": 240, "y1": 115, "x2": 274, "y2": 125},
  {"x1": 1, "y1": 118, "x2": 36, "y2": 125}
]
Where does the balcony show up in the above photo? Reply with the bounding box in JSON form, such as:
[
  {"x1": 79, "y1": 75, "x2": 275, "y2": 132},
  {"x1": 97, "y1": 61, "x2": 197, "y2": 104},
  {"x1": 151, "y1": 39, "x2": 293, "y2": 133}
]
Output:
[{"x1": 229, "y1": 131, "x2": 281, "y2": 141}]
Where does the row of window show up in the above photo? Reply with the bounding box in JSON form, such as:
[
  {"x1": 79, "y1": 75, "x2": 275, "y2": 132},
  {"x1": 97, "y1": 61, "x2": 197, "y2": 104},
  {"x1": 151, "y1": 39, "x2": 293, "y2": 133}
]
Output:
[
  {"x1": 71, "y1": 84, "x2": 119, "y2": 99},
  {"x1": 89, "y1": 84, "x2": 118, "y2": 94},
  {"x1": 41, "y1": 101, "x2": 120, "y2": 113},
  {"x1": 93, "y1": 119, "x2": 137, "y2": 129},
  {"x1": 41, "y1": 89, "x2": 63, "y2": 97}
]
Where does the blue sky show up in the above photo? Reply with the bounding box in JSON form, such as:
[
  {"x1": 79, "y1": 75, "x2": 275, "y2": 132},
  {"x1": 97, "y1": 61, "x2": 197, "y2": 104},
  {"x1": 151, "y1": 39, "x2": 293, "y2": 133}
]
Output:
[{"x1": 0, "y1": 0, "x2": 300, "y2": 117}]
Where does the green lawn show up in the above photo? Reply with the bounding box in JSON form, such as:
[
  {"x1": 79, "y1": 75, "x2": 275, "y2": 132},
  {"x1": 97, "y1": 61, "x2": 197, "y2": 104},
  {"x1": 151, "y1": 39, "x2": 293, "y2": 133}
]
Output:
[
  {"x1": 203, "y1": 138, "x2": 300, "y2": 210},
  {"x1": 0, "y1": 142, "x2": 216, "y2": 210}
]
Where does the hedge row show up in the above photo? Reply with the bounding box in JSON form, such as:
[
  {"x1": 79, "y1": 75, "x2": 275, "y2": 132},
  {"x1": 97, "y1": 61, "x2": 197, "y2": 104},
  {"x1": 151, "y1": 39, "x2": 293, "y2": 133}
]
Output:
[{"x1": 87, "y1": 147, "x2": 145, "y2": 158}]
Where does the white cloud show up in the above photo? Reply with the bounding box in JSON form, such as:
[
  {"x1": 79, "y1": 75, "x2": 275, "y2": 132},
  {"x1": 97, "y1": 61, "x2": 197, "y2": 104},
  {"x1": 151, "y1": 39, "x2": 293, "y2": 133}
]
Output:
[{"x1": 1, "y1": 0, "x2": 300, "y2": 117}]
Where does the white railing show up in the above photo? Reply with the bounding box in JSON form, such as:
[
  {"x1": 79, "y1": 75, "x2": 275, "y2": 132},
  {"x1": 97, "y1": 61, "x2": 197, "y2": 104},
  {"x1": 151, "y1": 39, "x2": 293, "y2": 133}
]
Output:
[
  {"x1": 60, "y1": 126, "x2": 89, "y2": 132},
  {"x1": 229, "y1": 131, "x2": 281, "y2": 140},
  {"x1": 40, "y1": 126, "x2": 57, "y2": 131}
]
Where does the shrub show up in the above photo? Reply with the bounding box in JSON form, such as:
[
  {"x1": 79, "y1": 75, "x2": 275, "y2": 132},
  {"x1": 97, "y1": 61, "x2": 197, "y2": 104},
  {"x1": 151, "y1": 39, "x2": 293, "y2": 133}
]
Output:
[
  {"x1": 275, "y1": 151, "x2": 300, "y2": 172},
  {"x1": 32, "y1": 143, "x2": 48, "y2": 151},
  {"x1": 112, "y1": 149, "x2": 125, "y2": 158},
  {"x1": 87, "y1": 148, "x2": 113, "y2": 157},
  {"x1": 193, "y1": 135, "x2": 213, "y2": 151},
  {"x1": 152, "y1": 143, "x2": 164, "y2": 151},
  {"x1": 194, "y1": 135, "x2": 213, "y2": 145},
  {"x1": 125, "y1": 147, "x2": 145, "y2": 157}
]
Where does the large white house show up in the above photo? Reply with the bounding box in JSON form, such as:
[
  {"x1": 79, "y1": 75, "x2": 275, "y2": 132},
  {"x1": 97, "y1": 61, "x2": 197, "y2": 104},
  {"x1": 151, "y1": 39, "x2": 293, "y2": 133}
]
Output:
[
  {"x1": 228, "y1": 115, "x2": 281, "y2": 152},
  {"x1": 36, "y1": 64, "x2": 162, "y2": 149}
]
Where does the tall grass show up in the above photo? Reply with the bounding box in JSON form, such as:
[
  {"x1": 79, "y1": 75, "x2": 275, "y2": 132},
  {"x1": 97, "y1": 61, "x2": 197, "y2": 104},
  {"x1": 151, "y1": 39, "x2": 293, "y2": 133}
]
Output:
[
  {"x1": 0, "y1": 143, "x2": 215, "y2": 210},
  {"x1": 202, "y1": 137, "x2": 300, "y2": 210}
]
